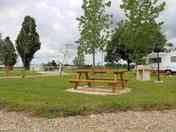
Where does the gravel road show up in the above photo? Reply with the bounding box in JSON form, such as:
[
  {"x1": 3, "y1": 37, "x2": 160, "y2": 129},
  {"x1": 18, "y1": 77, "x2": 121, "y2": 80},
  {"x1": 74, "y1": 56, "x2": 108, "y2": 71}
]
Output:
[{"x1": 0, "y1": 110, "x2": 176, "y2": 132}]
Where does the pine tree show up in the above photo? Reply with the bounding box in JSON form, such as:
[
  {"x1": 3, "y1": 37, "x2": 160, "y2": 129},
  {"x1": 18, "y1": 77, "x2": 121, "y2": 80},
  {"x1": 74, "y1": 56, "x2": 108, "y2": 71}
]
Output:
[
  {"x1": 16, "y1": 16, "x2": 41, "y2": 70},
  {"x1": 4, "y1": 37, "x2": 17, "y2": 69},
  {"x1": 0, "y1": 36, "x2": 17, "y2": 69}
]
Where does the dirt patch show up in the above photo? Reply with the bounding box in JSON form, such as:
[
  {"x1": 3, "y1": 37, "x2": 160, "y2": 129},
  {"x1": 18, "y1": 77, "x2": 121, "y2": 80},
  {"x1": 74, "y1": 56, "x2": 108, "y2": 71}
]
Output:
[{"x1": 67, "y1": 86, "x2": 131, "y2": 96}]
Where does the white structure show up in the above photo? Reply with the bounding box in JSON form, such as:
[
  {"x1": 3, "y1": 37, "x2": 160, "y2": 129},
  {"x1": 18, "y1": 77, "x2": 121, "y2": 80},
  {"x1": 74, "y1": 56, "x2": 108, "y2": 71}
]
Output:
[
  {"x1": 30, "y1": 64, "x2": 44, "y2": 72},
  {"x1": 136, "y1": 65, "x2": 151, "y2": 81},
  {"x1": 146, "y1": 49, "x2": 176, "y2": 73}
]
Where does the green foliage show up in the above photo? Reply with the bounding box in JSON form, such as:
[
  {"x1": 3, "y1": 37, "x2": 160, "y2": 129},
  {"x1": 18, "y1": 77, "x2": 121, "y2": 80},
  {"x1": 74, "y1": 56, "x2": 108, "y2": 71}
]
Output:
[
  {"x1": 0, "y1": 36, "x2": 17, "y2": 68},
  {"x1": 105, "y1": 21, "x2": 133, "y2": 70},
  {"x1": 77, "y1": 0, "x2": 112, "y2": 66},
  {"x1": 16, "y1": 16, "x2": 41, "y2": 70},
  {"x1": 73, "y1": 46, "x2": 85, "y2": 66},
  {"x1": 119, "y1": 0, "x2": 166, "y2": 64},
  {"x1": 0, "y1": 34, "x2": 4, "y2": 64}
]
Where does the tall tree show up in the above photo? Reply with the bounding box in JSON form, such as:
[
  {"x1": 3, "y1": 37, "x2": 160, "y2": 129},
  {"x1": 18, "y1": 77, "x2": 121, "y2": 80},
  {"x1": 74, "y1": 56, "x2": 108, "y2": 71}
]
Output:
[
  {"x1": 4, "y1": 37, "x2": 17, "y2": 69},
  {"x1": 77, "y1": 0, "x2": 111, "y2": 67},
  {"x1": 0, "y1": 36, "x2": 17, "y2": 69},
  {"x1": 0, "y1": 34, "x2": 4, "y2": 64},
  {"x1": 119, "y1": 0, "x2": 166, "y2": 65},
  {"x1": 16, "y1": 16, "x2": 41, "y2": 70}
]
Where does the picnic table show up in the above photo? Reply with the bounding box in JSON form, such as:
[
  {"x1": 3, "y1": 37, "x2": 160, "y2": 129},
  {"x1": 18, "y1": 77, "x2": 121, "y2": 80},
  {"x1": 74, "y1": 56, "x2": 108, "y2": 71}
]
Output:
[{"x1": 70, "y1": 69, "x2": 128, "y2": 93}]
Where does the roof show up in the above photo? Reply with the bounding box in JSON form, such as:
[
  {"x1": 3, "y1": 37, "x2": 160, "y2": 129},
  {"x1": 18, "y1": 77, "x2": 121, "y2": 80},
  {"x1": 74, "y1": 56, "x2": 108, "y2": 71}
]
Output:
[{"x1": 147, "y1": 51, "x2": 176, "y2": 58}]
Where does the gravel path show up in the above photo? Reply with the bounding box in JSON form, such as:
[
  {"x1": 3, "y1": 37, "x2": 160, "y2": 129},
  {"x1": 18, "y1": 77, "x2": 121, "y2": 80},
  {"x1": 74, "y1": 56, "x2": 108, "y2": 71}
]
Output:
[{"x1": 1, "y1": 110, "x2": 176, "y2": 132}]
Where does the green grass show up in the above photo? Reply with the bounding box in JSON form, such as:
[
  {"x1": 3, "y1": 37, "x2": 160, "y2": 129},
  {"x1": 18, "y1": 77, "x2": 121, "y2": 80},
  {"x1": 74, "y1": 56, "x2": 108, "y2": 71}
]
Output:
[
  {"x1": 0, "y1": 70, "x2": 41, "y2": 77},
  {"x1": 0, "y1": 71, "x2": 176, "y2": 118}
]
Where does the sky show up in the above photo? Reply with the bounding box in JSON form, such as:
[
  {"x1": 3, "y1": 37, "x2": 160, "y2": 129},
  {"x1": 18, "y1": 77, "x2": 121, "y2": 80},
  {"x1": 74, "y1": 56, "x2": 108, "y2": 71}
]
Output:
[{"x1": 0, "y1": 0, "x2": 176, "y2": 65}]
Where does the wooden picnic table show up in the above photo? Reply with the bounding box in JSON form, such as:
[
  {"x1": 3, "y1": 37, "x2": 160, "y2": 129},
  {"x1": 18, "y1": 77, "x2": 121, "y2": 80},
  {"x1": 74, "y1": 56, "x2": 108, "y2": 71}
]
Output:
[{"x1": 70, "y1": 69, "x2": 128, "y2": 93}]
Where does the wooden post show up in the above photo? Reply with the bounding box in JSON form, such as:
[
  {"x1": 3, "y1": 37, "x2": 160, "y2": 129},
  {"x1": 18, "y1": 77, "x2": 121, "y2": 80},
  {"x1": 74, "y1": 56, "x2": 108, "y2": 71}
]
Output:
[
  {"x1": 120, "y1": 72, "x2": 125, "y2": 89},
  {"x1": 112, "y1": 83, "x2": 117, "y2": 93},
  {"x1": 74, "y1": 82, "x2": 79, "y2": 89},
  {"x1": 85, "y1": 72, "x2": 91, "y2": 87},
  {"x1": 5, "y1": 65, "x2": 10, "y2": 77},
  {"x1": 114, "y1": 73, "x2": 117, "y2": 80}
]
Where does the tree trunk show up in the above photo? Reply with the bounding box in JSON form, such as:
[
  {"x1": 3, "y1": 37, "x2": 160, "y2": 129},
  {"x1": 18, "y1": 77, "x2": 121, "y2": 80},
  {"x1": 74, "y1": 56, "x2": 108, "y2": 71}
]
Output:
[
  {"x1": 127, "y1": 59, "x2": 130, "y2": 71},
  {"x1": 92, "y1": 48, "x2": 96, "y2": 68},
  {"x1": 22, "y1": 61, "x2": 30, "y2": 78},
  {"x1": 24, "y1": 61, "x2": 30, "y2": 70},
  {"x1": 5, "y1": 65, "x2": 10, "y2": 76}
]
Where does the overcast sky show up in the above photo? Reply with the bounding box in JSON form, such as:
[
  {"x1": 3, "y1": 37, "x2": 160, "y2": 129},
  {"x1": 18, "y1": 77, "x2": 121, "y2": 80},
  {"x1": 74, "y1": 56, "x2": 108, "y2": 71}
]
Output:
[{"x1": 0, "y1": 0, "x2": 176, "y2": 65}]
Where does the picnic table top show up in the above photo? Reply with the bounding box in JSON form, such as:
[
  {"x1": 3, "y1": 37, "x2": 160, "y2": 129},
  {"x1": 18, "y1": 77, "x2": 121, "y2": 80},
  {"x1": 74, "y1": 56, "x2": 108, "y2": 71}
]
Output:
[{"x1": 75, "y1": 69, "x2": 128, "y2": 74}]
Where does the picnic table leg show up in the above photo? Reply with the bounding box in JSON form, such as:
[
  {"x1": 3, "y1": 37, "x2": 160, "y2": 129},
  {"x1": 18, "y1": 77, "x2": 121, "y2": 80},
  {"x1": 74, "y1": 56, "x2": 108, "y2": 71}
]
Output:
[
  {"x1": 112, "y1": 83, "x2": 117, "y2": 93},
  {"x1": 74, "y1": 82, "x2": 79, "y2": 89},
  {"x1": 76, "y1": 73, "x2": 81, "y2": 79},
  {"x1": 120, "y1": 73, "x2": 125, "y2": 89},
  {"x1": 73, "y1": 73, "x2": 81, "y2": 89},
  {"x1": 85, "y1": 72, "x2": 91, "y2": 87},
  {"x1": 114, "y1": 73, "x2": 117, "y2": 80}
]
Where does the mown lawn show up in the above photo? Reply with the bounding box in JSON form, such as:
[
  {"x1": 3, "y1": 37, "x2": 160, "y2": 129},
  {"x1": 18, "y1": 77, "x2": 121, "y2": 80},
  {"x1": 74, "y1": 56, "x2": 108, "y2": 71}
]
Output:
[
  {"x1": 0, "y1": 71, "x2": 176, "y2": 118},
  {"x1": 0, "y1": 70, "x2": 41, "y2": 77}
]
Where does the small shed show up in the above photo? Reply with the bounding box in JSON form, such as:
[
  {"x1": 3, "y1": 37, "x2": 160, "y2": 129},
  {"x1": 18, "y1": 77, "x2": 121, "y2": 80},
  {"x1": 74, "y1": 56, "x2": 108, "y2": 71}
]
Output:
[{"x1": 136, "y1": 65, "x2": 151, "y2": 81}]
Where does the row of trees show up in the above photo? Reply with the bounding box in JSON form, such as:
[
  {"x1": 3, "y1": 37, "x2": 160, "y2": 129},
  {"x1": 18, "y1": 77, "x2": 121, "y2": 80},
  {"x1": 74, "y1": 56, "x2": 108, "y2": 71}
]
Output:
[
  {"x1": 0, "y1": 16, "x2": 41, "y2": 70},
  {"x1": 77, "y1": 0, "x2": 167, "y2": 70}
]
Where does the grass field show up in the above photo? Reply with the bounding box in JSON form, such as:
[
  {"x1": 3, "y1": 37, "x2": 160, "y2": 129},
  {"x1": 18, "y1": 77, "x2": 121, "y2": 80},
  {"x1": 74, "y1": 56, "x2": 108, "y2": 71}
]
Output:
[
  {"x1": 0, "y1": 69, "x2": 41, "y2": 77},
  {"x1": 0, "y1": 71, "x2": 176, "y2": 118}
]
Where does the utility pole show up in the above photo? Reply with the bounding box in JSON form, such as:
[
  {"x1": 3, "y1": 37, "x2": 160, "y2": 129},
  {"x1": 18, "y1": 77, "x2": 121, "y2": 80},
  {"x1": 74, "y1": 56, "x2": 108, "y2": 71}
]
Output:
[{"x1": 154, "y1": 44, "x2": 163, "y2": 83}]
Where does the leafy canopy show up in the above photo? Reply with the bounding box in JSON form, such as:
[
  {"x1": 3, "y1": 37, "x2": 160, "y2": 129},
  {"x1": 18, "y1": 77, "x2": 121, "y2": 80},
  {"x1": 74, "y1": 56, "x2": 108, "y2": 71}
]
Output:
[
  {"x1": 119, "y1": 0, "x2": 166, "y2": 64},
  {"x1": 105, "y1": 0, "x2": 166, "y2": 68},
  {"x1": 105, "y1": 21, "x2": 133, "y2": 66}
]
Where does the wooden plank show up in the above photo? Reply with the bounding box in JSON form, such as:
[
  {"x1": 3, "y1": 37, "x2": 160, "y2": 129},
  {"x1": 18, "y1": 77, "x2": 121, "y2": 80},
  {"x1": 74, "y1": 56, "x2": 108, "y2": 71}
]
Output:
[
  {"x1": 70, "y1": 79, "x2": 128, "y2": 93},
  {"x1": 76, "y1": 69, "x2": 128, "y2": 74},
  {"x1": 90, "y1": 77, "x2": 114, "y2": 80},
  {"x1": 70, "y1": 79, "x2": 125, "y2": 84}
]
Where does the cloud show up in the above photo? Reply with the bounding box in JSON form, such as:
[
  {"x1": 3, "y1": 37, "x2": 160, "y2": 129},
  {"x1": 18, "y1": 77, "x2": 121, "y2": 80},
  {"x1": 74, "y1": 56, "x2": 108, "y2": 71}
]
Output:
[
  {"x1": 161, "y1": 3, "x2": 176, "y2": 44},
  {"x1": 0, "y1": 0, "x2": 176, "y2": 65}
]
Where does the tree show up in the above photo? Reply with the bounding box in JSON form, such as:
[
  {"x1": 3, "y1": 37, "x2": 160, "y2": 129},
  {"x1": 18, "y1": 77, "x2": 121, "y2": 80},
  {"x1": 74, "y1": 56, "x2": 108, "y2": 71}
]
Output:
[
  {"x1": 73, "y1": 46, "x2": 85, "y2": 66},
  {"x1": 0, "y1": 36, "x2": 17, "y2": 70},
  {"x1": 77, "y1": 0, "x2": 111, "y2": 67},
  {"x1": 0, "y1": 34, "x2": 5, "y2": 65},
  {"x1": 3, "y1": 37, "x2": 17, "y2": 69},
  {"x1": 16, "y1": 16, "x2": 41, "y2": 70},
  {"x1": 119, "y1": 0, "x2": 166, "y2": 65},
  {"x1": 105, "y1": 21, "x2": 133, "y2": 71}
]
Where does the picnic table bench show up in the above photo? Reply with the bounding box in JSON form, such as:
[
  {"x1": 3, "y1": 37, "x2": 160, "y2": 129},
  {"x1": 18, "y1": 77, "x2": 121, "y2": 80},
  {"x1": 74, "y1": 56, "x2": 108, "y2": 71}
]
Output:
[{"x1": 70, "y1": 69, "x2": 128, "y2": 93}]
